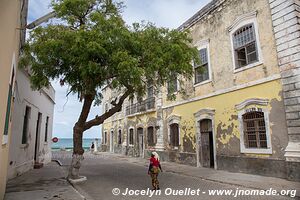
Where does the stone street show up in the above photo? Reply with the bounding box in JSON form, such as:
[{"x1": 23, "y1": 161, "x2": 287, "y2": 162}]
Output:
[{"x1": 52, "y1": 151, "x2": 299, "y2": 200}]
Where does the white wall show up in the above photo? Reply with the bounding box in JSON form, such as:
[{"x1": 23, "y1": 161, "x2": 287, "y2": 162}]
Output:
[{"x1": 7, "y1": 69, "x2": 55, "y2": 179}]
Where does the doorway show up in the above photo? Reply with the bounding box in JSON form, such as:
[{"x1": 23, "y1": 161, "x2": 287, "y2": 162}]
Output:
[
  {"x1": 137, "y1": 128, "x2": 144, "y2": 157},
  {"x1": 199, "y1": 119, "x2": 214, "y2": 168},
  {"x1": 34, "y1": 113, "x2": 42, "y2": 162},
  {"x1": 110, "y1": 130, "x2": 114, "y2": 153}
]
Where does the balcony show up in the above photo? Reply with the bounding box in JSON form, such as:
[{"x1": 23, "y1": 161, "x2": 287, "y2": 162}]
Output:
[{"x1": 126, "y1": 97, "x2": 155, "y2": 116}]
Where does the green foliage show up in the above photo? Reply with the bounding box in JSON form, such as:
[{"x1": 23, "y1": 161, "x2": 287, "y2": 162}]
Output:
[{"x1": 20, "y1": 0, "x2": 199, "y2": 103}]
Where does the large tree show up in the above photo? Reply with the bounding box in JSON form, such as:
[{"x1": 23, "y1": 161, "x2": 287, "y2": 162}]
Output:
[{"x1": 20, "y1": 0, "x2": 199, "y2": 180}]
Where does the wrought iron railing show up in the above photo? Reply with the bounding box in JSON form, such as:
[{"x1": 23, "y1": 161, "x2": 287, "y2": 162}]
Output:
[{"x1": 126, "y1": 97, "x2": 155, "y2": 115}]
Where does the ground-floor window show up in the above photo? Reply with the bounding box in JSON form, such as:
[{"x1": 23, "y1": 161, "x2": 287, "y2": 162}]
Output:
[
  {"x1": 129, "y1": 128, "x2": 134, "y2": 145},
  {"x1": 237, "y1": 100, "x2": 272, "y2": 154},
  {"x1": 118, "y1": 129, "x2": 122, "y2": 145},
  {"x1": 22, "y1": 106, "x2": 31, "y2": 144},
  {"x1": 242, "y1": 110, "x2": 267, "y2": 149},
  {"x1": 170, "y1": 123, "x2": 179, "y2": 147},
  {"x1": 44, "y1": 116, "x2": 49, "y2": 142},
  {"x1": 104, "y1": 132, "x2": 107, "y2": 144},
  {"x1": 147, "y1": 126, "x2": 155, "y2": 146}
]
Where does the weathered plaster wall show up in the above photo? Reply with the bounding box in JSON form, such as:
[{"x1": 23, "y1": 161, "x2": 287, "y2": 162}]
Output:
[
  {"x1": 162, "y1": 0, "x2": 280, "y2": 106},
  {"x1": 0, "y1": 0, "x2": 22, "y2": 198},
  {"x1": 102, "y1": 110, "x2": 159, "y2": 158},
  {"x1": 163, "y1": 79, "x2": 288, "y2": 176},
  {"x1": 7, "y1": 70, "x2": 55, "y2": 179}
]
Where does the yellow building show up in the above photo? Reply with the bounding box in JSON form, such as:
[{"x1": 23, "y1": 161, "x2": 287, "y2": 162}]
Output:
[
  {"x1": 102, "y1": 0, "x2": 300, "y2": 181},
  {"x1": 0, "y1": 0, "x2": 28, "y2": 198}
]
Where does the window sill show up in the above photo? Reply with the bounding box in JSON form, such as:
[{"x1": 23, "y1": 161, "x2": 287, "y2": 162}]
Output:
[
  {"x1": 194, "y1": 79, "x2": 212, "y2": 87},
  {"x1": 233, "y1": 61, "x2": 263, "y2": 73},
  {"x1": 241, "y1": 148, "x2": 272, "y2": 154}
]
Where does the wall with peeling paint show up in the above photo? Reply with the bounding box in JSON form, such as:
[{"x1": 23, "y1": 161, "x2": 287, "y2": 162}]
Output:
[
  {"x1": 101, "y1": 0, "x2": 290, "y2": 178},
  {"x1": 163, "y1": 79, "x2": 288, "y2": 177},
  {"x1": 162, "y1": 0, "x2": 280, "y2": 106}
]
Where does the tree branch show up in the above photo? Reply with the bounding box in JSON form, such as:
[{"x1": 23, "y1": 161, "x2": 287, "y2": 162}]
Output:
[
  {"x1": 83, "y1": 89, "x2": 131, "y2": 131},
  {"x1": 76, "y1": 94, "x2": 94, "y2": 128}
]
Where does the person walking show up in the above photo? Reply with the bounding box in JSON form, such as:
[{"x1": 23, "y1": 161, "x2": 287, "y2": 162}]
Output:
[
  {"x1": 90, "y1": 142, "x2": 95, "y2": 152},
  {"x1": 148, "y1": 152, "x2": 162, "y2": 190}
]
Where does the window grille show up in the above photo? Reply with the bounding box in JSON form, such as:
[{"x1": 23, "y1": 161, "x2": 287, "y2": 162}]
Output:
[
  {"x1": 118, "y1": 130, "x2": 122, "y2": 145},
  {"x1": 242, "y1": 111, "x2": 267, "y2": 148},
  {"x1": 147, "y1": 126, "x2": 155, "y2": 146},
  {"x1": 129, "y1": 129, "x2": 134, "y2": 145},
  {"x1": 170, "y1": 123, "x2": 179, "y2": 147}
]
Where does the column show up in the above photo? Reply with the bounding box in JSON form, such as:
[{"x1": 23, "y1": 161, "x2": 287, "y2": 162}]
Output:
[
  {"x1": 269, "y1": 0, "x2": 300, "y2": 180},
  {"x1": 155, "y1": 89, "x2": 165, "y2": 151}
]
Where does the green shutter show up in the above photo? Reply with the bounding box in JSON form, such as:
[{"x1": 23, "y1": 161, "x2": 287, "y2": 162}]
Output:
[{"x1": 4, "y1": 84, "x2": 12, "y2": 136}]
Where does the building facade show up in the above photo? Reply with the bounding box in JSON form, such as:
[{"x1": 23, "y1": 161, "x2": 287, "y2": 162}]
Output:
[
  {"x1": 7, "y1": 69, "x2": 55, "y2": 179},
  {"x1": 101, "y1": 0, "x2": 300, "y2": 181},
  {"x1": 0, "y1": 0, "x2": 56, "y2": 197},
  {"x1": 0, "y1": 0, "x2": 27, "y2": 198}
]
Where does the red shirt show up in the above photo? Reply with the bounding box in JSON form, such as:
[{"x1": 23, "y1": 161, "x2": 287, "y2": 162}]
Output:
[{"x1": 150, "y1": 157, "x2": 160, "y2": 167}]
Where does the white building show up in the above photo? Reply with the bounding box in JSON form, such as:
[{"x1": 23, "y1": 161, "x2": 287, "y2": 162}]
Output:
[{"x1": 7, "y1": 68, "x2": 55, "y2": 179}]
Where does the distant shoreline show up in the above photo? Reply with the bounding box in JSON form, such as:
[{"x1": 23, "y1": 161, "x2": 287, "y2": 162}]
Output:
[{"x1": 51, "y1": 138, "x2": 101, "y2": 150}]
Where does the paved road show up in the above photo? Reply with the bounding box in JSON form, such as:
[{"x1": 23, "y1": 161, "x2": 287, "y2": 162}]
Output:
[{"x1": 52, "y1": 151, "x2": 295, "y2": 200}]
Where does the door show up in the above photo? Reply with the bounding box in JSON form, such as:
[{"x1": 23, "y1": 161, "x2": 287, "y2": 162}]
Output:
[
  {"x1": 199, "y1": 119, "x2": 214, "y2": 168},
  {"x1": 137, "y1": 128, "x2": 144, "y2": 157},
  {"x1": 34, "y1": 113, "x2": 42, "y2": 162},
  {"x1": 110, "y1": 131, "x2": 114, "y2": 153}
]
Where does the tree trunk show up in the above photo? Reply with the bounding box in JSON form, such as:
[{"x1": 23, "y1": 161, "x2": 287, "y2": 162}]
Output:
[
  {"x1": 68, "y1": 124, "x2": 85, "y2": 179},
  {"x1": 66, "y1": 90, "x2": 131, "y2": 180},
  {"x1": 68, "y1": 94, "x2": 94, "y2": 180}
]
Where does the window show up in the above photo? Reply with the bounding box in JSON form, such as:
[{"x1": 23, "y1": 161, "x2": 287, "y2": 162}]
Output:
[
  {"x1": 147, "y1": 126, "x2": 155, "y2": 146},
  {"x1": 170, "y1": 123, "x2": 179, "y2": 147},
  {"x1": 129, "y1": 128, "x2": 134, "y2": 145},
  {"x1": 22, "y1": 106, "x2": 31, "y2": 144},
  {"x1": 236, "y1": 98, "x2": 271, "y2": 154},
  {"x1": 118, "y1": 129, "x2": 122, "y2": 145},
  {"x1": 3, "y1": 69, "x2": 14, "y2": 138},
  {"x1": 104, "y1": 132, "x2": 107, "y2": 144},
  {"x1": 242, "y1": 111, "x2": 267, "y2": 149},
  {"x1": 194, "y1": 48, "x2": 209, "y2": 84},
  {"x1": 167, "y1": 76, "x2": 178, "y2": 94},
  {"x1": 233, "y1": 24, "x2": 258, "y2": 69},
  {"x1": 44, "y1": 116, "x2": 49, "y2": 142},
  {"x1": 147, "y1": 81, "x2": 154, "y2": 98}
]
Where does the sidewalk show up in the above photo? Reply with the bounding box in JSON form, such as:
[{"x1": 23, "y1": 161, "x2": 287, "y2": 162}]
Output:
[
  {"x1": 4, "y1": 161, "x2": 84, "y2": 200},
  {"x1": 95, "y1": 152, "x2": 300, "y2": 198}
]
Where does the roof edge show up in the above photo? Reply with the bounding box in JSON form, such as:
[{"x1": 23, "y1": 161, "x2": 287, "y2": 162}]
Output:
[{"x1": 178, "y1": 0, "x2": 226, "y2": 31}]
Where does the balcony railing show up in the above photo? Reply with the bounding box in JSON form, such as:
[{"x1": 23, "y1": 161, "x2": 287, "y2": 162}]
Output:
[{"x1": 126, "y1": 97, "x2": 155, "y2": 116}]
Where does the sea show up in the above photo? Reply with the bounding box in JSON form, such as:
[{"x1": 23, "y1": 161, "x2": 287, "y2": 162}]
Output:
[{"x1": 51, "y1": 138, "x2": 101, "y2": 150}]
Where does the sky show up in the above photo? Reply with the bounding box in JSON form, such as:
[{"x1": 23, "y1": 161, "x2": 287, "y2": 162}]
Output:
[{"x1": 28, "y1": 0, "x2": 211, "y2": 139}]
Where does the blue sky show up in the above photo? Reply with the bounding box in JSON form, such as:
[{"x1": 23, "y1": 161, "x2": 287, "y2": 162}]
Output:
[{"x1": 28, "y1": 0, "x2": 211, "y2": 139}]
